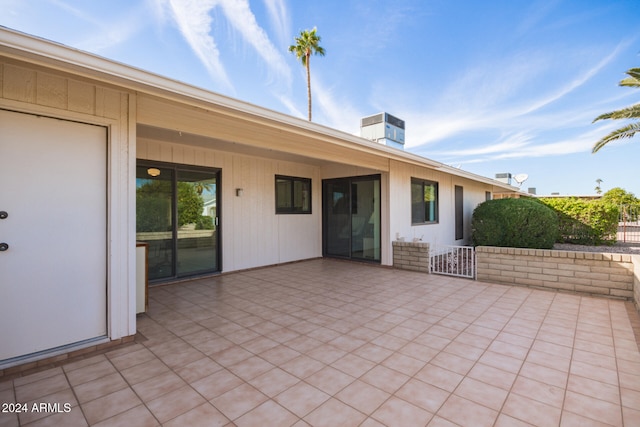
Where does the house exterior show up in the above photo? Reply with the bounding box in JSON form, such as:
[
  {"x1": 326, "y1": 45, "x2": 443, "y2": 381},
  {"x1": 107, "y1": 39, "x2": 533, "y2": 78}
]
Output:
[{"x1": 0, "y1": 27, "x2": 518, "y2": 367}]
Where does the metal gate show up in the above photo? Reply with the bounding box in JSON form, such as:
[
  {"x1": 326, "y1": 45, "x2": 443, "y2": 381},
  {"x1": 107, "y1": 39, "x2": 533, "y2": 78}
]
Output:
[
  {"x1": 618, "y1": 204, "x2": 640, "y2": 243},
  {"x1": 430, "y1": 245, "x2": 475, "y2": 279}
]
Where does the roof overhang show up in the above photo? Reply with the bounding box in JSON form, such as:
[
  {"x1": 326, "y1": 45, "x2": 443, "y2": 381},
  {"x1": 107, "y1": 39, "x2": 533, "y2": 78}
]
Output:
[{"x1": 0, "y1": 26, "x2": 519, "y2": 193}]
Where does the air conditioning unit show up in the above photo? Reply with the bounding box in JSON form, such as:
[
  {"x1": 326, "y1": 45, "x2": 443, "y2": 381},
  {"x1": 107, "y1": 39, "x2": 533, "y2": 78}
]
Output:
[
  {"x1": 361, "y1": 112, "x2": 405, "y2": 149},
  {"x1": 495, "y1": 173, "x2": 512, "y2": 185}
]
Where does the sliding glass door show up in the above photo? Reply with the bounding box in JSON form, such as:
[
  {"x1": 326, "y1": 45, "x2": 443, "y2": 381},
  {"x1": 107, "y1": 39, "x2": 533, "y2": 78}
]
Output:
[
  {"x1": 136, "y1": 162, "x2": 220, "y2": 282},
  {"x1": 323, "y1": 175, "x2": 381, "y2": 262}
]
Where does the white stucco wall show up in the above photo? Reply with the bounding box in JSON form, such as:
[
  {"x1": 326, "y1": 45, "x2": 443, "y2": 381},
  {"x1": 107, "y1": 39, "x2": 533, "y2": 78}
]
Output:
[{"x1": 388, "y1": 159, "x2": 492, "y2": 250}]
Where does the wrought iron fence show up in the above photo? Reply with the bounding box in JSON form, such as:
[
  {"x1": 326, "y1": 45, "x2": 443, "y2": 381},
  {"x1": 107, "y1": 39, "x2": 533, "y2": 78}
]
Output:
[
  {"x1": 618, "y1": 204, "x2": 640, "y2": 243},
  {"x1": 430, "y1": 245, "x2": 475, "y2": 279}
]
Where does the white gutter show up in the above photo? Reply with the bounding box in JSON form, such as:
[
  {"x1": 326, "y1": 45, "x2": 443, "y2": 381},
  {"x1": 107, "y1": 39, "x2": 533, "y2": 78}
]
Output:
[{"x1": 0, "y1": 26, "x2": 517, "y2": 193}]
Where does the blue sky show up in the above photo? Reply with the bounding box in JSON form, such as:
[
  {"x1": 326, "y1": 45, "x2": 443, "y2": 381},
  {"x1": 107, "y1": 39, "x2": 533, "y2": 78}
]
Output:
[{"x1": 2, "y1": 0, "x2": 639, "y2": 196}]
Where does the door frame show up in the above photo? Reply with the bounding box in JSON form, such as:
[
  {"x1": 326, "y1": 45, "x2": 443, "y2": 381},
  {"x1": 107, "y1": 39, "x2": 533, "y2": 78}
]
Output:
[
  {"x1": 0, "y1": 108, "x2": 111, "y2": 365},
  {"x1": 322, "y1": 174, "x2": 381, "y2": 263},
  {"x1": 136, "y1": 159, "x2": 222, "y2": 283}
]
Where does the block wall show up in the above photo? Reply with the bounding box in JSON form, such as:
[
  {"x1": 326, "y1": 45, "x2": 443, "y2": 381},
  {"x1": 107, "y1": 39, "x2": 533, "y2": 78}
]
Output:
[
  {"x1": 476, "y1": 246, "x2": 634, "y2": 300},
  {"x1": 392, "y1": 241, "x2": 430, "y2": 273}
]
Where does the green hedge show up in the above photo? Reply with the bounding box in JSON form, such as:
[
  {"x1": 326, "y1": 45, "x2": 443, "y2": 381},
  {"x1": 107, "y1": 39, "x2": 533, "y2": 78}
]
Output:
[
  {"x1": 472, "y1": 198, "x2": 558, "y2": 249},
  {"x1": 539, "y1": 198, "x2": 618, "y2": 245}
]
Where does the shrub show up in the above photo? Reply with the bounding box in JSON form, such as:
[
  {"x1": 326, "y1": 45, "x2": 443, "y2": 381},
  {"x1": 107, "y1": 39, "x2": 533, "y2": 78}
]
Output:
[
  {"x1": 472, "y1": 198, "x2": 558, "y2": 249},
  {"x1": 539, "y1": 198, "x2": 618, "y2": 245}
]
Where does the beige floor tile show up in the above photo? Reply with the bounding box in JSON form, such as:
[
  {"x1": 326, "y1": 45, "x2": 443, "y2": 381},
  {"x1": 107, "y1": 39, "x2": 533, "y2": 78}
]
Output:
[
  {"x1": 453, "y1": 377, "x2": 508, "y2": 411},
  {"x1": 511, "y1": 376, "x2": 564, "y2": 408},
  {"x1": 174, "y1": 356, "x2": 223, "y2": 383},
  {"x1": 332, "y1": 353, "x2": 376, "y2": 378},
  {"x1": 228, "y1": 356, "x2": 274, "y2": 381},
  {"x1": 569, "y1": 360, "x2": 619, "y2": 386},
  {"x1": 248, "y1": 368, "x2": 300, "y2": 397},
  {"x1": 305, "y1": 366, "x2": 355, "y2": 395},
  {"x1": 66, "y1": 360, "x2": 117, "y2": 387},
  {"x1": 92, "y1": 404, "x2": 158, "y2": 427},
  {"x1": 19, "y1": 407, "x2": 88, "y2": 427},
  {"x1": 73, "y1": 372, "x2": 128, "y2": 404},
  {"x1": 13, "y1": 368, "x2": 63, "y2": 388},
  {"x1": 235, "y1": 400, "x2": 298, "y2": 427},
  {"x1": 467, "y1": 362, "x2": 517, "y2": 390},
  {"x1": 352, "y1": 343, "x2": 394, "y2": 363},
  {"x1": 304, "y1": 397, "x2": 367, "y2": 427},
  {"x1": 431, "y1": 351, "x2": 475, "y2": 375},
  {"x1": 501, "y1": 393, "x2": 561, "y2": 426},
  {"x1": 437, "y1": 395, "x2": 498, "y2": 427},
  {"x1": 210, "y1": 383, "x2": 267, "y2": 421},
  {"x1": 559, "y1": 410, "x2": 613, "y2": 427},
  {"x1": 81, "y1": 387, "x2": 141, "y2": 425},
  {"x1": 131, "y1": 371, "x2": 187, "y2": 402},
  {"x1": 163, "y1": 403, "x2": 229, "y2": 427},
  {"x1": 396, "y1": 378, "x2": 449, "y2": 413},
  {"x1": 274, "y1": 381, "x2": 330, "y2": 418},
  {"x1": 336, "y1": 380, "x2": 390, "y2": 415},
  {"x1": 371, "y1": 396, "x2": 432, "y2": 427},
  {"x1": 107, "y1": 348, "x2": 156, "y2": 371},
  {"x1": 415, "y1": 363, "x2": 464, "y2": 392},
  {"x1": 14, "y1": 374, "x2": 69, "y2": 402},
  {"x1": 118, "y1": 358, "x2": 170, "y2": 385},
  {"x1": 191, "y1": 368, "x2": 245, "y2": 400},
  {"x1": 360, "y1": 365, "x2": 410, "y2": 394},
  {"x1": 567, "y1": 374, "x2": 620, "y2": 404},
  {"x1": 563, "y1": 390, "x2": 623, "y2": 426},
  {"x1": 280, "y1": 355, "x2": 325, "y2": 379},
  {"x1": 17, "y1": 389, "x2": 77, "y2": 425},
  {"x1": 146, "y1": 385, "x2": 206, "y2": 423}
]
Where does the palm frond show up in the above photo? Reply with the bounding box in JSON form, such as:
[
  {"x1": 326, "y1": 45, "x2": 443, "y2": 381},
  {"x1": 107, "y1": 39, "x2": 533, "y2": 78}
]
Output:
[
  {"x1": 593, "y1": 104, "x2": 640, "y2": 122},
  {"x1": 619, "y1": 68, "x2": 640, "y2": 87},
  {"x1": 592, "y1": 122, "x2": 640, "y2": 153}
]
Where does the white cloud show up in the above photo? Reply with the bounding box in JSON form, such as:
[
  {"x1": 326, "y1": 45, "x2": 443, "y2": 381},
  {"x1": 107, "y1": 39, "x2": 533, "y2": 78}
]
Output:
[
  {"x1": 159, "y1": 0, "x2": 291, "y2": 94},
  {"x1": 313, "y1": 77, "x2": 363, "y2": 134},
  {"x1": 217, "y1": 0, "x2": 291, "y2": 84},
  {"x1": 165, "y1": 0, "x2": 234, "y2": 92},
  {"x1": 262, "y1": 0, "x2": 290, "y2": 47}
]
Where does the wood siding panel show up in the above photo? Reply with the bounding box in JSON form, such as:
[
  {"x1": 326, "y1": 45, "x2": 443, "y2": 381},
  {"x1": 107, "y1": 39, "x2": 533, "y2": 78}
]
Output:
[
  {"x1": 37, "y1": 72, "x2": 67, "y2": 108},
  {"x1": 3, "y1": 64, "x2": 36, "y2": 103},
  {"x1": 68, "y1": 80, "x2": 96, "y2": 115},
  {"x1": 138, "y1": 138, "x2": 321, "y2": 272}
]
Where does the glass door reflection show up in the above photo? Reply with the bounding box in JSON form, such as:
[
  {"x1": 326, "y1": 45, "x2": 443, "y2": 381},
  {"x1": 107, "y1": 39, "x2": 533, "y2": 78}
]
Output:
[{"x1": 136, "y1": 162, "x2": 220, "y2": 283}]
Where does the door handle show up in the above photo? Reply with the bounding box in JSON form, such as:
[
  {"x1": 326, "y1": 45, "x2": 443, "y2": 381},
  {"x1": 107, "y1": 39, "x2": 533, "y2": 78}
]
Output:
[
  {"x1": 0, "y1": 211, "x2": 7, "y2": 219},
  {"x1": 0, "y1": 243, "x2": 8, "y2": 251}
]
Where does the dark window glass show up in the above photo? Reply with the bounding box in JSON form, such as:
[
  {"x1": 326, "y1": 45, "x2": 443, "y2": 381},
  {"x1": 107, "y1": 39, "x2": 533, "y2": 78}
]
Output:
[
  {"x1": 411, "y1": 178, "x2": 438, "y2": 224},
  {"x1": 455, "y1": 185, "x2": 463, "y2": 240},
  {"x1": 276, "y1": 175, "x2": 311, "y2": 214}
]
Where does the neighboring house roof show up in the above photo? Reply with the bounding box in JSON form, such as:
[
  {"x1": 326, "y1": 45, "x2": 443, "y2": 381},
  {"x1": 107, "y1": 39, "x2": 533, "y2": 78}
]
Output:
[{"x1": 0, "y1": 26, "x2": 519, "y2": 193}]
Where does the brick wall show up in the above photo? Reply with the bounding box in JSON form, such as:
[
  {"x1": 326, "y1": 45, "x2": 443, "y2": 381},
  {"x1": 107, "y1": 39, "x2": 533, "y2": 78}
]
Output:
[
  {"x1": 392, "y1": 241, "x2": 430, "y2": 273},
  {"x1": 476, "y1": 246, "x2": 635, "y2": 300}
]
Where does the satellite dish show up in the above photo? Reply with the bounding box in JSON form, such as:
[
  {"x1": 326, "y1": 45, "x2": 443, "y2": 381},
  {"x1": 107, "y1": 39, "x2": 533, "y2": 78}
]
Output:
[{"x1": 513, "y1": 173, "x2": 529, "y2": 186}]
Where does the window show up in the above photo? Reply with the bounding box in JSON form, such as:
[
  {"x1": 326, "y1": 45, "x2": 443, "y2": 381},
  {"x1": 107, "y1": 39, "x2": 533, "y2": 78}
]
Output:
[
  {"x1": 275, "y1": 175, "x2": 311, "y2": 214},
  {"x1": 455, "y1": 185, "x2": 463, "y2": 240},
  {"x1": 411, "y1": 178, "x2": 438, "y2": 224}
]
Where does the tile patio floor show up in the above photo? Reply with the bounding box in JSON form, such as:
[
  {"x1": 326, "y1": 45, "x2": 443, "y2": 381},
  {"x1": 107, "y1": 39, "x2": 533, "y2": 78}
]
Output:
[{"x1": 1, "y1": 259, "x2": 640, "y2": 426}]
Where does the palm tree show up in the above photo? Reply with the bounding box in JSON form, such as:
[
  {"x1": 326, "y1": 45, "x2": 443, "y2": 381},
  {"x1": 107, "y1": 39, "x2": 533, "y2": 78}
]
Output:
[
  {"x1": 288, "y1": 27, "x2": 325, "y2": 121},
  {"x1": 592, "y1": 67, "x2": 640, "y2": 153}
]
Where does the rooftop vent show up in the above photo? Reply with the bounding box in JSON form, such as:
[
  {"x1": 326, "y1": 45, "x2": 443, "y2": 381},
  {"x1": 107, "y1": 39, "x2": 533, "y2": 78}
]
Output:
[
  {"x1": 361, "y1": 112, "x2": 405, "y2": 149},
  {"x1": 495, "y1": 173, "x2": 512, "y2": 185}
]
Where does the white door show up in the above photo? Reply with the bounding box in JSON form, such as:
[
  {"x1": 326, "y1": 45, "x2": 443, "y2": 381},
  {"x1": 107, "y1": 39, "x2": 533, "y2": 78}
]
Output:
[{"x1": 0, "y1": 110, "x2": 107, "y2": 361}]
